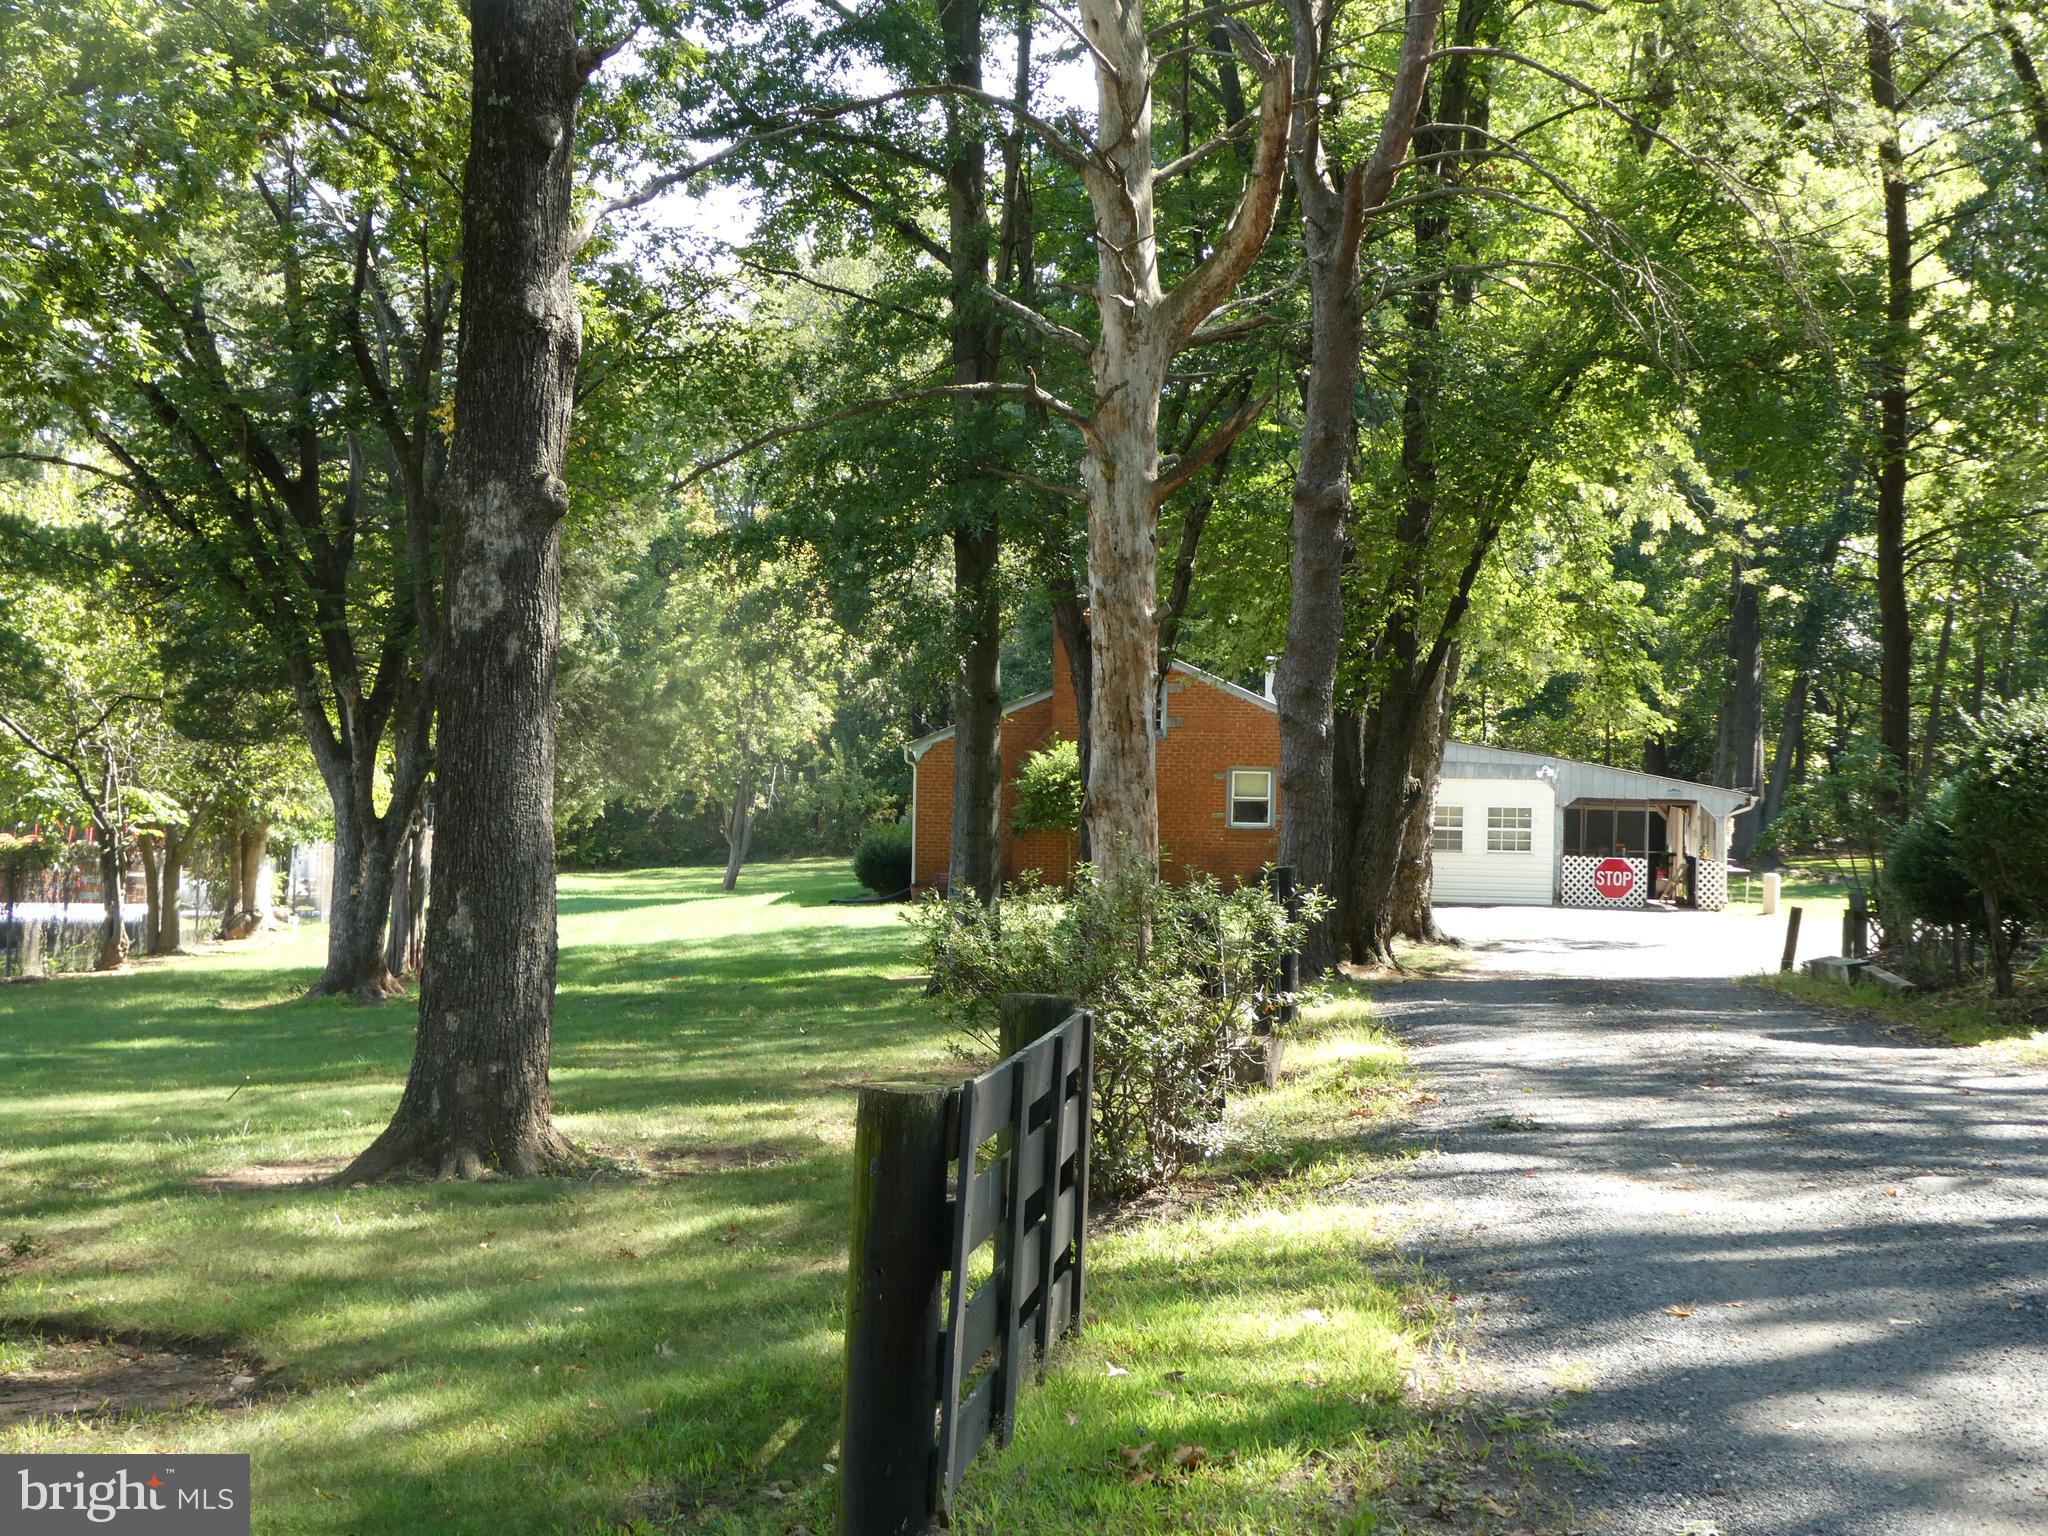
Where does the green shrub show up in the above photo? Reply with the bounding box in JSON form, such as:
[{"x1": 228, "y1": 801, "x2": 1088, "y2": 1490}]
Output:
[
  {"x1": 852, "y1": 822, "x2": 913, "y2": 895},
  {"x1": 906, "y1": 864, "x2": 1325, "y2": 1197},
  {"x1": 1950, "y1": 695, "x2": 2048, "y2": 996},
  {"x1": 1011, "y1": 738, "x2": 1082, "y2": 834},
  {"x1": 1884, "y1": 784, "x2": 1980, "y2": 930}
]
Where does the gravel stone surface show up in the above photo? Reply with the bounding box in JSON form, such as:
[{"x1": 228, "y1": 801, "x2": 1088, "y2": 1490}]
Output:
[{"x1": 1373, "y1": 970, "x2": 2048, "y2": 1536}]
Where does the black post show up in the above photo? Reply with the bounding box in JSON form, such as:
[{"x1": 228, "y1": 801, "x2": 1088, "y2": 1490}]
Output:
[
  {"x1": 1780, "y1": 905, "x2": 1803, "y2": 973},
  {"x1": 840, "y1": 1084, "x2": 950, "y2": 1536},
  {"x1": 999, "y1": 992, "x2": 1079, "y2": 1058},
  {"x1": 1844, "y1": 891, "x2": 1869, "y2": 960}
]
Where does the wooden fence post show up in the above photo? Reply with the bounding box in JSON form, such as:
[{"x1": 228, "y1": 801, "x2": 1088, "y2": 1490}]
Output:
[
  {"x1": 1843, "y1": 892, "x2": 1869, "y2": 960},
  {"x1": 839, "y1": 1085, "x2": 950, "y2": 1536},
  {"x1": 999, "y1": 993, "x2": 1079, "y2": 1059},
  {"x1": 1780, "y1": 905, "x2": 1803, "y2": 973}
]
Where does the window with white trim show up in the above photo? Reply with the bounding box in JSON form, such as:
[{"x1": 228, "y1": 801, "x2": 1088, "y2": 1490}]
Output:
[
  {"x1": 1227, "y1": 769, "x2": 1274, "y2": 829},
  {"x1": 1486, "y1": 806, "x2": 1533, "y2": 852},
  {"x1": 1431, "y1": 804, "x2": 1463, "y2": 852}
]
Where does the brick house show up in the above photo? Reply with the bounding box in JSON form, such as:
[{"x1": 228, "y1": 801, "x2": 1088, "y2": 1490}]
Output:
[{"x1": 905, "y1": 634, "x2": 1283, "y2": 890}]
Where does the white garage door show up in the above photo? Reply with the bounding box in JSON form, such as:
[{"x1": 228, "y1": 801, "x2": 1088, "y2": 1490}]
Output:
[{"x1": 1428, "y1": 779, "x2": 1556, "y2": 906}]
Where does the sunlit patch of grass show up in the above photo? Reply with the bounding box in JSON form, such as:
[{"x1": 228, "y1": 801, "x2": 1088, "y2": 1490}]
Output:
[
  {"x1": 1757, "y1": 971, "x2": 2048, "y2": 1067},
  {"x1": 3, "y1": 865, "x2": 1545, "y2": 1534}
]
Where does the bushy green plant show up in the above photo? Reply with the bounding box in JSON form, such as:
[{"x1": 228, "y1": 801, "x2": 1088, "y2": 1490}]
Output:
[
  {"x1": 1950, "y1": 696, "x2": 2048, "y2": 997},
  {"x1": 852, "y1": 821, "x2": 913, "y2": 895},
  {"x1": 1011, "y1": 739, "x2": 1082, "y2": 834},
  {"x1": 1884, "y1": 784, "x2": 1980, "y2": 930},
  {"x1": 907, "y1": 864, "x2": 1325, "y2": 1197}
]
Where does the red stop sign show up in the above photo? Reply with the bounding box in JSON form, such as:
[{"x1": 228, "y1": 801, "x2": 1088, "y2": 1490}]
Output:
[{"x1": 1593, "y1": 858, "x2": 1637, "y2": 900}]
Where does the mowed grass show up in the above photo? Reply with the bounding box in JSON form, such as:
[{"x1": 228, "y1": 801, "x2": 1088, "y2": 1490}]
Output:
[
  {"x1": 1, "y1": 864, "x2": 1496, "y2": 1535},
  {"x1": 1762, "y1": 970, "x2": 2048, "y2": 1067}
]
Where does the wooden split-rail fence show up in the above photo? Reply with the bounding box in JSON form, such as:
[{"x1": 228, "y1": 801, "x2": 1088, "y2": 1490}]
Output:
[{"x1": 838, "y1": 994, "x2": 1091, "y2": 1536}]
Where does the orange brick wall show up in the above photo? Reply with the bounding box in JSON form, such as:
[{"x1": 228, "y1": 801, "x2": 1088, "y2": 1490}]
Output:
[{"x1": 911, "y1": 636, "x2": 1282, "y2": 891}]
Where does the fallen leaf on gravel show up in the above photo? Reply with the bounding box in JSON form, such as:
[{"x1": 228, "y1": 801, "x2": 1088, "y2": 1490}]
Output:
[{"x1": 1663, "y1": 1304, "x2": 1696, "y2": 1318}]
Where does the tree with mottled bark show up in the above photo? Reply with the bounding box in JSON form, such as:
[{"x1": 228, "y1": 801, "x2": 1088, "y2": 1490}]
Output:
[
  {"x1": 1067, "y1": 2, "x2": 1292, "y2": 878},
  {"x1": 341, "y1": 0, "x2": 594, "y2": 1180}
]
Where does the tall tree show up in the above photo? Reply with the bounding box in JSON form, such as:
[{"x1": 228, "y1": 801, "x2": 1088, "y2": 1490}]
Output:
[
  {"x1": 1275, "y1": 0, "x2": 1442, "y2": 972},
  {"x1": 1070, "y1": 4, "x2": 1291, "y2": 877},
  {"x1": 342, "y1": 0, "x2": 590, "y2": 1180},
  {"x1": 0, "y1": 0, "x2": 461, "y2": 996}
]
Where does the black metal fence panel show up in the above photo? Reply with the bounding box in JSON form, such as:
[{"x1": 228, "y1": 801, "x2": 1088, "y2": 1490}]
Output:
[{"x1": 934, "y1": 1006, "x2": 1091, "y2": 1518}]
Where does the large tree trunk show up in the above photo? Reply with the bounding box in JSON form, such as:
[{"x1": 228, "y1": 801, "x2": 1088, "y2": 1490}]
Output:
[
  {"x1": 722, "y1": 770, "x2": 756, "y2": 893},
  {"x1": 239, "y1": 821, "x2": 271, "y2": 928},
  {"x1": 1073, "y1": 1, "x2": 1289, "y2": 882},
  {"x1": 1275, "y1": 0, "x2": 1439, "y2": 974},
  {"x1": 942, "y1": 0, "x2": 1006, "y2": 903},
  {"x1": 1278, "y1": 261, "x2": 1361, "y2": 974},
  {"x1": 1394, "y1": 643, "x2": 1458, "y2": 943},
  {"x1": 158, "y1": 825, "x2": 190, "y2": 955},
  {"x1": 949, "y1": 521, "x2": 1003, "y2": 900},
  {"x1": 138, "y1": 833, "x2": 163, "y2": 955},
  {"x1": 342, "y1": 0, "x2": 585, "y2": 1182},
  {"x1": 94, "y1": 835, "x2": 127, "y2": 971},
  {"x1": 1760, "y1": 673, "x2": 1808, "y2": 843},
  {"x1": 1867, "y1": 10, "x2": 1915, "y2": 821},
  {"x1": 312, "y1": 803, "x2": 404, "y2": 994}
]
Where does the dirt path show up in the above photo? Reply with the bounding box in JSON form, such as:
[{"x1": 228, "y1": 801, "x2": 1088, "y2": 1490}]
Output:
[{"x1": 1374, "y1": 973, "x2": 2048, "y2": 1536}]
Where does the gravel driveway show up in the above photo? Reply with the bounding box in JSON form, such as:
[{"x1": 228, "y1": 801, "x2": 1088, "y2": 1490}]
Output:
[{"x1": 1374, "y1": 968, "x2": 2048, "y2": 1535}]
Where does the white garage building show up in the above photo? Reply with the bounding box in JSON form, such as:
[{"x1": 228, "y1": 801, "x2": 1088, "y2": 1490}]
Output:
[{"x1": 1430, "y1": 742, "x2": 1756, "y2": 911}]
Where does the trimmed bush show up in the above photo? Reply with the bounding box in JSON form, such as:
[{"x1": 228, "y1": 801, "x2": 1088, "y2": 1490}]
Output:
[
  {"x1": 907, "y1": 864, "x2": 1325, "y2": 1197},
  {"x1": 1885, "y1": 784, "x2": 1980, "y2": 930},
  {"x1": 852, "y1": 821, "x2": 913, "y2": 895},
  {"x1": 1011, "y1": 739, "x2": 1082, "y2": 835},
  {"x1": 1950, "y1": 695, "x2": 2048, "y2": 996}
]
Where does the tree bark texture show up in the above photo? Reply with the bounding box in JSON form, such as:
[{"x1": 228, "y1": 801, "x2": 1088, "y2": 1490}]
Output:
[
  {"x1": 342, "y1": 0, "x2": 584, "y2": 1182},
  {"x1": 94, "y1": 835, "x2": 127, "y2": 972},
  {"x1": 138, "y1": 834, "x2": 163, "y2": 956},
  {"x1": 1866, "y1": 10, "x2": 1915, "y2": 821},
  {"x1": 1394, "y1": 642, "x2": 1458, "y2": 942},
  {"x1": 1276, "y1": 0, "x2": 1443, "y2": 975},
  {"x1": 723, "y1": 769, "x2": 756, "y2": 893},
  {"x1": 1074, "y1": 1, "x2": 1290, "y2": 881}
]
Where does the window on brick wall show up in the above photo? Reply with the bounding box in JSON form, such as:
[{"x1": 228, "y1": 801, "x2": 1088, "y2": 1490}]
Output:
[
  {"x1": 1486, "y1": 806, "x2": 1533, "y2": 852},
  {"x1": 1432, "y1": 804, "x2": 1463, "y2": 852},
  {"x1": 1227, "y1": 768, "x2": 1274, "y2": 829}
]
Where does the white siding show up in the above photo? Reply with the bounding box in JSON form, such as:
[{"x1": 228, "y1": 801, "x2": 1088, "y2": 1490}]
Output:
[{"x1": 1430, "y1": 778, "x2": 1556, "y2": 906}]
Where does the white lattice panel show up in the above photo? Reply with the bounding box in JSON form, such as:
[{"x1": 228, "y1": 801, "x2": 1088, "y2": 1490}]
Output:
[
  {"x1": 1695, "y1": 858, "x2": 1728, "y2": 911},
  {"x1": 1563, "y1": 854, "x2": 1647, "y2": 908}
]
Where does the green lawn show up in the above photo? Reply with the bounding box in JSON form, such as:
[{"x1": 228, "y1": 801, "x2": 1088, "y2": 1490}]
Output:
[
  {"x1": 1, "y1": 863, "x2": 1530, "y2": 1535},
  {"x1": 1761, "y1": 970, "x2": 2048, "y2": 1067}
]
